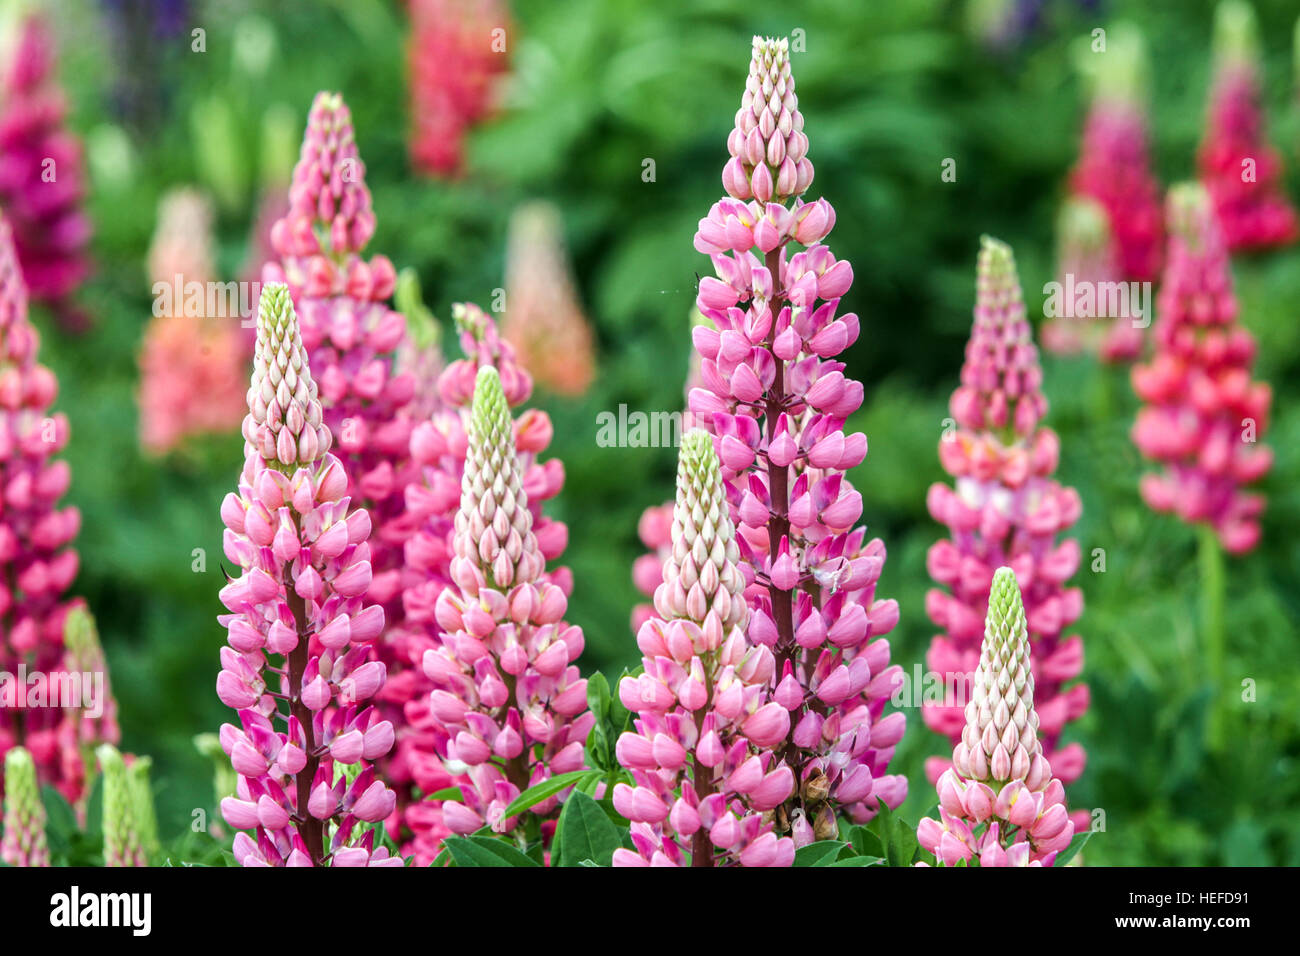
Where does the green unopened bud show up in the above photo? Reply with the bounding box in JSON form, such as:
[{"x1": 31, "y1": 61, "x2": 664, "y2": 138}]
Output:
[
  {"x1": 97, "y1": 745, "x2": 147, "y2": 867},
  {"x1": 1, "y1": 747, "x2": 49, "y2": 867}
]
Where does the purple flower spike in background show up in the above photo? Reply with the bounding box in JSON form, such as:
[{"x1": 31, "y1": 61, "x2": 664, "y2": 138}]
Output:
[
  {"x1": 215, "y1": 282, "x2": 400, "y2": 867},
  {"x1": 690, "y1": 36, "x2": 907, "y2": 841}
]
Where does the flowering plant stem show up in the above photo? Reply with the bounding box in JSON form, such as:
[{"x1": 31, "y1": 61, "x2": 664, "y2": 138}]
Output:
[{"x1": 1199, "y1": 524, "x2": 1226, "y2": 752}]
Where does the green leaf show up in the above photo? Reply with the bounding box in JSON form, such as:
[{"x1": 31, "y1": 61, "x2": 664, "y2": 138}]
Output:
[
  {"x1": 1054, "y1": 829, "x2": 1093, "y2": 868},
  {"x1": 442, "y1": 835, "x2": 541, "y2": 868},
  {"x1": 555, "y1": 791, "x2": 622, "y2": 867},
  {"x1": 83, "y1": 774, "x2": 104, "y2": 842},
  {"x1": 848, "y1": 824, "x2": 885, "y2": 859},
  {"x1": 794, "y1": 840, "x2": 847, "y2": 866},
  {"x1": 871, "y1": 800, "x2": 920, "y2": 867},
  {"x1": 827, "y1": 855, "x2": 884, "y2": 867},
  {"x1": 41, "y1": 785, "x2": 77, "y2": 846},
  {"x1": 424, "y1": 787, "x2": 464, "y2": 803},
  {"x1": 499, "y1": 770, "x2": 595, "y2": 819}
]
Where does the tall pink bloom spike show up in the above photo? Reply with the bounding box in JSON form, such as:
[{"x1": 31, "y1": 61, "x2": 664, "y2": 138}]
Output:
[
  {"x1": 614, "y1": 429, "x2": 794, "y2": 867},
  {"x1": 1132, "y1": 183, "x2": 1272, "y2": 554},
  {"x1": 0, "y1": 214, "x2": 117, "y2": 808},
  {"x1": 407, "y1": 0, "x2": 511, "y2": 177},
  {"x1": 924, "y1": 238, "x2": 1088, "y2": 829},
  {"x1": 216, "y1": 283, "x2": 401, "y2": 867},
  {"x1": 0, "y1": 11, "x2": 92, "y2": 330},
  {"x1": 1198, "y1": 1, "x2": 1297, "y2": 252},
  {"x1": 392, "y1": 302, "x2": 568, "y2": 864},
  {"x1": 1067, "y1": 24, "x2": 1163, "y2": 283},
  {"x1": 917, "y1": 567, "x2": 1075, "y2": 867},
  {"x1": 690, "y1": 36, "x2": 907, "y2": 838},
  {"x1": 420, "y1": 365, "x2": 590, "y2": 842}
]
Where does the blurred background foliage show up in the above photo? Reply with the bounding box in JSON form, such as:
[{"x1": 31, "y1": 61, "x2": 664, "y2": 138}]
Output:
[{"x1": 33, "y1": 0, "x2": 1300, "y2": 863}]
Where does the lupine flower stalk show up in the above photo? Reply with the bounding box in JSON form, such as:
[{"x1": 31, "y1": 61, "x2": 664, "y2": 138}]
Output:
[
  {"x1": 613, "y1": 429, "x2": 794, "y2": 867},
  {"x1": 263, "y1": 91, "x2": 417, "y2": 617},
  {"x1": 1199, "y1": 1, "x2": 1297, "y2": 251},
  {"x1": 128, "y1": 755, "x2": 159, "y2": 861},
  {"x1": 57, "y1": 606, "x2": 120, "y2": 806},
  {"x1": 1132, "y1": 184, "x2": 1272, "y2": 553},
  {"x1": 690, "y1": 36, "x2": 907, "y2": 835},
  {"x1": 924, "y1": 238, "x2": 1088, "y2": 825},
  {"x1": 97, "y1": 744, "x2": 147, "y2": 867},
  {"x1": 393, "y1": 303, "x2": 567, "y2": 863},
  {"x1": 215, "y1": 283, "x2": 401, "y2": 867},
  {"x1": 407, "y1": 0, "x2": 510, "y2": 177},
  {"x1": 420, "y1": 366, "x2": 590, "y2": 840},
  {"x1": 138, "y1": 189, "x2": 247, "y2": 454},
  {"x1": 0, "y1": 10, "x2": 91, "y2": 329},
  {"x1": 1, "y1": 746, "x2": 47, "y2": 866},
  {"x1": 1041, "y1": 196, "x2": 1143, "y2": 362},
  {"x1": 1068, "y1": 23, "x2": 1163, "y2": 282},
  {"x1": 917, "y1": 567, "x2": 1075, "y2": 866},
  {"x1": 0, "y1": 215, "x2": 118, "y2": 806},
  {"x1": 502, "y1": 201, "x2": 595, "y2": 396}
]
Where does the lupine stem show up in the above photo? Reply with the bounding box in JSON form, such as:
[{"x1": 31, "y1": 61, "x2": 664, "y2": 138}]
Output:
[
  {"x1": 285, "y1": 583, "x2": 324, "y2": 865},
  {"x1": 763, "y1": 246, "x2": 795, "y2": 661},
  {"x1": 1199, "y1": 524, "x2": 1227, "y2": 752}
]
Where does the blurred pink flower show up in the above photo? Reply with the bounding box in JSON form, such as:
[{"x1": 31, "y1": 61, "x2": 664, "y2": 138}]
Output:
[{"x1": 1132, "y1": 183, "x2": 1272, "y2": 554}]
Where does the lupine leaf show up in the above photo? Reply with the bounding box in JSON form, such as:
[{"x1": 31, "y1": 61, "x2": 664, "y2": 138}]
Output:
[
  {"x1": 556, "y1": 791, "x2": 622, "y2": 867},
  {"x1": 500, "y1": 770, "x2": 595, "y2": 818},
  {"x1": 1055, "y1": 830, "x2": 1093, "y2": 867},
  {"x1": 442, "y1": 835, "x2": 541, "y2": 867},
  {"x1": 794, "y1": 840, "x2": 846, "y2": 866}
]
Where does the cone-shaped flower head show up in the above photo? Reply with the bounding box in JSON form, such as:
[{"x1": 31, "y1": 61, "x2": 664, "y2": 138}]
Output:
[
  {"x1": 1131, "y1": 182, "x2": 1272, "y2": 553},
  {"x1": 613, "y1": 430, "x2": 792, "y2": 867},
  {"x1": 128, "y1": 756, "x2": 159, "y2": 861},
  {"x1": 722, "y1": 36, "x2": 813, "y2": 203},
  {"x1": 925, "y1": 238, "x2": 1087, "y2": 809},
  {"x1": 97, "y1": 744, "x2": 146, "y2": 867},
  {"x1": 1068, "y1": 23, "x2": 1163, "y2": 282},
  {"x1": 452, "y1": 365, "x2": 545, "y2": 591},
  {"x1": 0, "y1": 214, "x2": 115, "y2": 804},
  {"x1": 1, "y1": 746, "x2": 48, "y2": 866},
  {"x1": 917, "y1": 569, "x2": 1074, "y2": 867},
  {"x1": 952, "y1": 568, "x2": 1049, "y2": 788},
  {"x1": 689, "y1": 37, "x2": 907, "y2": 837},
  {"x1": 421, "y1": 364, "x2": 590, "y2": 841},
  {"x1": 951, "y1": 237, "x2": 1045, "y2": 440},
  {"x1": 502, "y1": 202, "x2": 595, "y2": 396},
  {"x1": 0, "y1": 10, "x2": 92, "y2": 327},
  {"x1": 1199, "y1": 1, "x2": 1298, "y2": 251},
  {"x1": 59, "y1": 605, "x2": 121, "y2": 788},
  {"x1": 241, "y1": 282, "x2": 332, "y2": 471}
]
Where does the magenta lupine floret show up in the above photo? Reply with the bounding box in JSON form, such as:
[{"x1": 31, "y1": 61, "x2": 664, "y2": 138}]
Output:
[
  {"x1": 924, "y1": 239, "x2": 1087, "y2": 815},
  {"x1": 420, "y1": 366, "x2": 589, "y2": 841},
  {"x1": 0, "y1": 214, "x2": 118, "y2": 807},
  {"x1": 690, "y1": 37, "x2": 907, "y2": 836},
  {"x1": 0, "y1": 11, "x2": 92, "y2": 329},
  {"x1": 1132, "y1": 184, "x2": 1272, "y2": 554},
  {"x1": 1068, "y1": 25, "x2": 1163, "y2": 283},
  {"x1": 215, "y1": 283, "x2": 400, "y2": 867},
  {"x1": 614, "y1": 429, "x2": 794, "y2": 867},
  {"x1": 391, "y1": 303, "x2": 568, "y2": 864},
  {"x1": 917, "y1": 568, "x2": 1075, "y2": 867},
  {"x1": 1198, "y1": 2, "x2": 1297, "y2": 252}
]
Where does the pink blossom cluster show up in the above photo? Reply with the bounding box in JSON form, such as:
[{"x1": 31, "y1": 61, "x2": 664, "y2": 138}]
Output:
[
  {"x1": 1067, "y1": 29, "x2": 1163, "y2": 283},
  {"x1": 923, "y1": 238, "x2": 1088, "y2": 817},
  {"x1": 689, "y1": 36, "x2": 907, "y2": 838},
  {"x1": 614, "y1": 430, "x2": 793, "y2": 866},
  {"x1": 1132, "y1": 183, "x2": 1272, "y2": 554},
  {"x1": 0, "y1": 11, "x2": 92, "y2": 329},
  {"x1": 407, "y1": 0, "x2": 510, "y2": 177},
  {"x1": 263, "y1": 91, "x2": 418, "y2": 617},
  {"x1": 137, "y1": 189, "x2": 247, "y2": 454},
  {"x1": 1198, "y1": 63, "x2": 1297, "y2": 251},
  {"x1": 387, "y1": 303, "x2": 567, "y2": 864},
  {"x1": 215, "y1": 283, "x2": 401, "y2": 866},
  {"x1": 918, "y1": 567, "x2": 1074, "y2": 867},
  {"x1": 0, "y1": 215, "x2": 117, "y2": 807},
  {"x1": 419, "y1": 365, "x2": 590, "y2": 841}
]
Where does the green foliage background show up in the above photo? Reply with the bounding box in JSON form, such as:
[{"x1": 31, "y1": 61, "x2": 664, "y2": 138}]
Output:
[{"x1": 31, "y1": 0, "x2": 1300, "y2": 864}]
